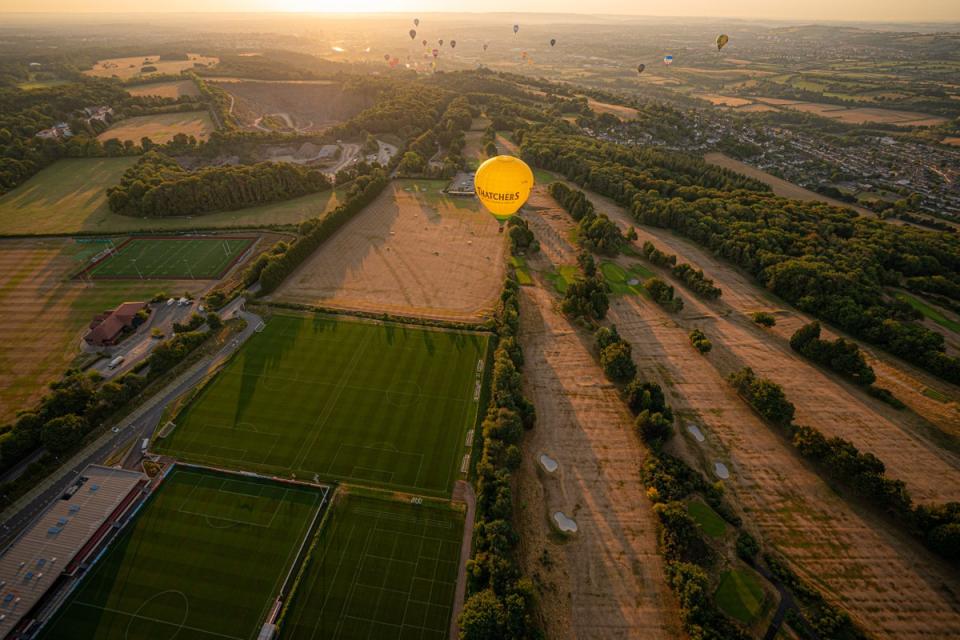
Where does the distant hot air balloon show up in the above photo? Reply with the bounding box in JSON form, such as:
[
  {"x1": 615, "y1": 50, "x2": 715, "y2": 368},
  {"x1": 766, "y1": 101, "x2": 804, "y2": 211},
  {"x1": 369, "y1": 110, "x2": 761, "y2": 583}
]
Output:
[
  {"x1": 422, "y1": 39, "x2": 427, "y2": 47},
  {"x1": 450, "y1": 40, "x2": 457, "y2": 48},
  {"x1": 716, "y1": 34, "x2": 729, "y2": 50},
  {"x1": 513, "y1": 24, "x2": 519, "y2": 35},
  {"x1": 483, "y1": 43, "x2": 489, "y2": 52},
  {"x1": 550, "y1": 38, "x2": 556, "y2": 47},
  {"x1": 663, "y1": 55, "x2": 673, "y2": 65},
  {"x1": 414, "y1": 17, "x2": 420, "y2": 26},
  {"x1": 475, "y1": 156, "x2": 534, "y2": 232},
  {"x1": 438, "y1": 39, "x2": 444, "y2": 47},
  {"x1": 409, "y1": 29, "x2": 416, "y2": 40},
  {"x1": 384, "y1": 54, "x2": 391, "y2": 61},
  {"x1": 432, "y1": 48, "x2": 439, "y2": 58},
  {"x1": 521, "y1": 51, "x2": 527, "y2": 59},
  {"x1": 636, "y1": 63, "x2": 646, "y2": 74},
  {"x1": 391, "y1": 57, "x2": 400, "y2": 67}
]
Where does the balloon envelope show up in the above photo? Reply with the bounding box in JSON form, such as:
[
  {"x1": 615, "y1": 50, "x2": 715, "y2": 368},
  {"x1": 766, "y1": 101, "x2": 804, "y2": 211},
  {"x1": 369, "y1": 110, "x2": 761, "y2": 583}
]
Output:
[
  {"x1": 422, "y1": 39, "x2": 427, "y2": 46},
  {"x1": 384, "y1": 54, "x2": 390, "y2": 61},
  {"x1": 413, "y1": 18, "x2": 419, "y2": 26},
  {"x1": 409, "y1": 29, "x2": 416, "y2": 40},
  {"x1": 716, "y1": 34, "x2": 729, "y2": 50},
  {"x1": 637, "y1": 63, "x2": 646, "y2": 74},
  {"x1": 483, "y1": 43, "x2": 489, "y2": 51},
  {"x1": 474, "y1": 155, "x2": 534, "y2": 225},
  {"x1": 513, "y1": 24, "x2": 519, "y2": 34},
  {"x1": 439, "y1": 39, "x2": 444, "y2": 46},
  {"x1": 550, "y1": 38, "x2": 556, "y2": 47},
  {"x1": 663, "y1": 55, "x2": 673, "y2": 65},
  {"x1": 432, "y1": 49, "x2": 439, "y2": 58},
  {"x1": 450, "y1": 40, "x2": 457, "y2": 48}
]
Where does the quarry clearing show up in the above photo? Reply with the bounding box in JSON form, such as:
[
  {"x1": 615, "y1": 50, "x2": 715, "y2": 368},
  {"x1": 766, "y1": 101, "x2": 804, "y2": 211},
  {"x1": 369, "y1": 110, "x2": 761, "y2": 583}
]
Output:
[
  {"x1": 522, "y1": 186, "x2": 960, "y2": 638},
  {"x1": 97, "y1": 111, "x2": 215, "y2": 144},
  {"x1": 271, "y1": 180, "x2": 505, "y2": 321}
]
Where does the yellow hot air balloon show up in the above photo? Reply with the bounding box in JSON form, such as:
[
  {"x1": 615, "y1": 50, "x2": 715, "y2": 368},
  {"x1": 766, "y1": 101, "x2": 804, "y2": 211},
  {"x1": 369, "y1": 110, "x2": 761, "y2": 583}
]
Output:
[
  {"x1": 474, "y1": 155, "x2": 534, "y2": 231},
  {"x1": 716, "y1": 34, "x2": 729, "y2": 50}
]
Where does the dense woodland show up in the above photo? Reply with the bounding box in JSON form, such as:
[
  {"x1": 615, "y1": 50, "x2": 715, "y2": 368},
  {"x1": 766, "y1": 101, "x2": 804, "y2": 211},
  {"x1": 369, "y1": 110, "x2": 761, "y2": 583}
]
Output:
[
  {"x1": 520, "y1": 127, "x2": 960, "y2": 385},
  {"x1": 107, "y1": 152, "x2": 332, "y2": 217}
]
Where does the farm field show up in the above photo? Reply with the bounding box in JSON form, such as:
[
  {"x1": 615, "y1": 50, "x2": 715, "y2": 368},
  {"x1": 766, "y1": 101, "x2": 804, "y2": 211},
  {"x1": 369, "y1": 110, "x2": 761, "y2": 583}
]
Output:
[
  {"x1": 743, "y1": 96, "x2": 948, "y2": 126},
  {"x1": 83, "y1": 236, "x2": 255, "y2": 280},
  {"x1": 586, "y1": 98, "x2": 639, "y2": 120},
  {"x1": 0, "y1": 158, "x2": 344, "y2": 235},
  {"x1": 273, "y1": 180, "x2": 505, "y2": 321},
  {"x1": 155, "y1": 312, "x2": 488, "y2": 498},
  {"x1": 83, "y1": 54, "x2": 218, "y2": 80},
  {"x1": 126, "y1": 79, "x2": 200, "y2": 99},
  {"x1": 281, "y1": 491, "x2": 464, "y2": 640},
  {"x1": 39, "y1": 467, "x2": 325, "y2": 640},
  {"x1": 0, "y1": 238, "x2": 200, "y2": 423},
  {"x1": 98, "y1": 111, "x2": 215, "y2": 144},
  {"x1": 550, "y1": 188, "x2": 960, "y2": 637}
]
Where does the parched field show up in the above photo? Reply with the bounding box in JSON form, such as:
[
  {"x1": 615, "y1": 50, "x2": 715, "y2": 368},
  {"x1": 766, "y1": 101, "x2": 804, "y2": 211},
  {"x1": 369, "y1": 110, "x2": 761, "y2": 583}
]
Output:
[
  {"x1": 559, "y1": 186, "x2": 960, "y2": 637},
  {"x1": 83, "y1": 54, "x2": 219, "y2": 80},
  {"x1": 281, "y1": 491, "x2": 464, "y2": 640},
  {"x1": 155, "y1": 312, "x2": 488, "y2": 498},
  {"x1": 746, "y1": 96, "x2": 947, "y2": 126},
  {"x1": 81, "y1": 236, "x2": 255, "y2": 280},
  {"x1": 273, "y1": 180, "x2": 506, "y2": 321},
  {"x1": 0, "y1": 239, "x2": 201, "y2": 423},
  {"x1": 126, "y1": 79, "x2": 200, "y2": 99},
  {"x1": 0, "y1": 158, "x2": 344, "y2": 235},
  {"x1": 39, "y1": 467, "x2": 325, "y2": 640},
  {"x1": 98, "y1": 111, "x2": 215, "y2": 144},
  {"x1": 586, "y1": 98, "x2": 639, "y2": 120}
]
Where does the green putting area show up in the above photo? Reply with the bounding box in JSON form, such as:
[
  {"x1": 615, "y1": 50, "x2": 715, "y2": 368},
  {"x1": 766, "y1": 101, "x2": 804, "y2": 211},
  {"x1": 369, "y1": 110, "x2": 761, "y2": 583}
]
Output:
[
  {"x1": 715, "y1": 568, "x2": 767, "y2": 624},
  {"x1": 687, "y1": 499, "x2": 728, "y2": 539},
  {"x1": 81, "y1": 236, "x2": 255, "y2": 280},
  {"x1": 600, "y1": 261, "x2": 654, "y2": 297},
  {"x1": 281, "y1": 491, "x2": 464, "y2": 640},
  {"x1": 156, "y1": 312, "x2": 489, "y2": 497},
  {"x1": 39, "y1": 467, "x2": 326, "y2": 640}
]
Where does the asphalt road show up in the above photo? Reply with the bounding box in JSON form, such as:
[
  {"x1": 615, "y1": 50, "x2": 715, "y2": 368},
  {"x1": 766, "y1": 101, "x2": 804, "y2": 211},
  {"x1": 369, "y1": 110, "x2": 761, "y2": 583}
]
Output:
[{"x1": 0, "y1": 301, "x2": 260, "y2": 548}]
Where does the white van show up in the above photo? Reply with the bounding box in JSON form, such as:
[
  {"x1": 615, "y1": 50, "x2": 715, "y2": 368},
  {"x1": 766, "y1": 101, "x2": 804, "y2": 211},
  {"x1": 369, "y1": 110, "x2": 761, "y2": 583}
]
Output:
[{"x1": 108, "y1": 356, "x2": 125, "y2": 370}]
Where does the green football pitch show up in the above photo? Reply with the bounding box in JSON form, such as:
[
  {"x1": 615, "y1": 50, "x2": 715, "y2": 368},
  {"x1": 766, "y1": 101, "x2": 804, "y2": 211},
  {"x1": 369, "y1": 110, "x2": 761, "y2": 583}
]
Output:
[
  {"x1": 281, "y1": 491, "x2": 463, "y2": 640},
  {"x1": 155, "y1": 313, "x2": 489, "y2": 498},
  {"x1": 39, "y1": 467, "x2": 326, "y2": 640},
  {"x1": 83, "y1": 236, "x2": 255, "y2": 280}
]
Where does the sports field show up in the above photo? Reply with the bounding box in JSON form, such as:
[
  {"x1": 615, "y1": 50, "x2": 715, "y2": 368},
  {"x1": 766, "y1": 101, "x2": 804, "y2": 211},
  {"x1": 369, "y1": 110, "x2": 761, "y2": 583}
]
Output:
[
  {"x1": 155, "y1": 312, "x2": 489, "y2": 497},
  {"x1": 82, "y1": 236, "x2": 255, "y2": 280},
  {"x1": 39, "y1": 467, "x2": 326, "y2": 640},
  {"x1": 281, "y1": 491, "x2": 463, "y2": 640}
]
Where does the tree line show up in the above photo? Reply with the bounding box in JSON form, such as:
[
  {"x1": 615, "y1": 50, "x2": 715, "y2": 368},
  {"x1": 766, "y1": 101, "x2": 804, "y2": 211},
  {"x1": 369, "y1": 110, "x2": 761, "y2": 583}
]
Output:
[
  {"x1": 548, "y1": 182, "x2": 623, "y2": 255},
  {"x1": 728, "y1": 366, "x2": 960, "y2": 563},
  {"x1": 107, "y1": 151, "x2": 332, "y2": 217},
  {"x1": 458, "y1": 275, "x2": 541, "y2": 640},
  {"x1": 519, "y1": 125, "x2": 960, "y2": 386}
]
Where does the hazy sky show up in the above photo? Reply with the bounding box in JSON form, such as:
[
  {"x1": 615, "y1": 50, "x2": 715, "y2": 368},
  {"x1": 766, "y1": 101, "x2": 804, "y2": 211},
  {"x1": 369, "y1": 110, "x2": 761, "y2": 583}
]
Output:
[{"x1": 1, "y1": 0, "x2": 958, "y2": 21}]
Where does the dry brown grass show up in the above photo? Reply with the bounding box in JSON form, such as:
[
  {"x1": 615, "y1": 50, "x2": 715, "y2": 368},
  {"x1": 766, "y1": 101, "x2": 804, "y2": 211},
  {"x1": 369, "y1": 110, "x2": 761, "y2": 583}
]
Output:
[
  {"x1": 942, "y1": 137, "x2": 960, "y2": 147},
  {"x1": 84, "y1": 54, "x2": 218, "y2": 80},
  {"x1": 516, "y1": 262, "x2": 680, "y2": 639},
  {"x1": 272, "y1": 180, "x2": 505, "y2": 321},
  {"x1": 525, "y1": 188, "x2": 960, "y2": 638},
  {"x1": 587, "y1": 98, "x2": 640, "y2": 121},
  {"x1": 97, "y1": 111, "x2": 215, "y2": 144},
  {"x1": 126, "y1": 80, "x2": 200, "y2": 99},
  {"x1": 695, "y1": 93, "x2": 753, "y2": 107},
  {"x1": 748, "y1": 97, "x2": 946, "y2": 126}
]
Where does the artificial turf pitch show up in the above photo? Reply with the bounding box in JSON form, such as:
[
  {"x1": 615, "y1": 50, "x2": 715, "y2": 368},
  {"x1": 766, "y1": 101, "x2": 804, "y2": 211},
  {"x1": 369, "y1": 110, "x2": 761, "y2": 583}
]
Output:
[
  {"x1": 83, "y1": 236, "x2": 254, "y2": 280},
  {"x1": 39, "y1": 467, "x2": 325, "y2": 640},
  {"x1": 155, "y1": 312, "x2": 489, "y2": 498},
  {"x1": 281, "y1": 491, "x2": 463, "y2": 640}
]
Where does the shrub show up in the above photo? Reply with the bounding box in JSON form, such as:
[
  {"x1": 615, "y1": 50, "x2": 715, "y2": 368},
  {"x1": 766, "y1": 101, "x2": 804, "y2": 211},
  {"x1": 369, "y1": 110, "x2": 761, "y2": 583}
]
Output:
[
  {"x1": 599, "y1": 341, "x2": 636, "y2": 383},
  {"x1": 688, "y1": 328, "x2": 712, "y2": 354},
  {"x1": 751, "y1": 311, "x2": 776, "y2": 327}
]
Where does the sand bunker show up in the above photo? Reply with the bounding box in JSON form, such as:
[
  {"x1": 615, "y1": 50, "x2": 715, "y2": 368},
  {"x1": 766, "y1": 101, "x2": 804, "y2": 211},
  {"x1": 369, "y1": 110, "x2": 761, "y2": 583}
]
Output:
[
  {"x1": 687, "y1": 424, "x2": 705, "y2": 442},
  {"x1": 714, "y1": 462, "x2": 730, "y2": 479},
  {"x1": 539, "y1": 453, "x2": 558, "y2": 473},
  {"x1": 553, "y1": 512, "x2": 578, "y2": 533}
]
